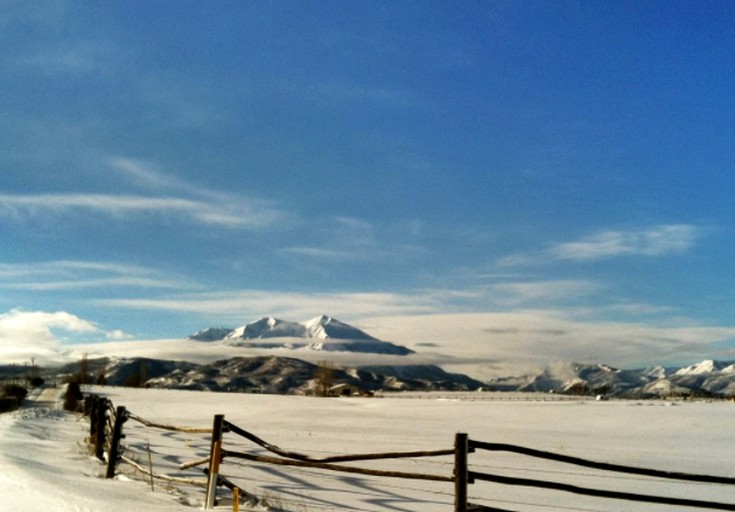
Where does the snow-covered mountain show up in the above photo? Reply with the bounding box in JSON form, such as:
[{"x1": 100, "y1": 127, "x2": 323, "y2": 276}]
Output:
[
  {"x1": 224, "y1": 317, "x2": 306, "y2": 340},
  {"x1": 186, "y1": 327, "x2": 233, "y2": 342},
  {"x1": 487, "y1": 359, "x2": 735, "y2": 398},
  {"x1": 302, "y1": 315, "x2": 377, "y2": 340},
  {"x1": 187, "y1": 315, "x2": 412, "y2": 355}
]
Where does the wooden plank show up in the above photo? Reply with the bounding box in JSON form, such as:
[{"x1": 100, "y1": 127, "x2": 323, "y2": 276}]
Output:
[
  {"x1": 469, "y1": 441, "x2": 735, "y2": 485},
  {"x1": 222, "y1": 449, "x2": 454, "y2": 482},
  {"x1": 126, "y1": 412, "x2": 213, "y2": 434},
  {"x1": 224, "y1": 420, "x2": 452, "y2": 462}
]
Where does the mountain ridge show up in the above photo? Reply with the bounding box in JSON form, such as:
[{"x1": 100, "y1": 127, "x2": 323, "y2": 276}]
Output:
[
  {"x1": 487, "y1": 359, "x2": 735, "y2": 398},
  {"x1": 6, "y1": 356, "x2": 735, "y2": 398}
]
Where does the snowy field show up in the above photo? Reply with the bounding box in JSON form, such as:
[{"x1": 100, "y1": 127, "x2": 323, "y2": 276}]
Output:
[{"x1": 1, "y1": 387, "x2": 733, "y2": 512}]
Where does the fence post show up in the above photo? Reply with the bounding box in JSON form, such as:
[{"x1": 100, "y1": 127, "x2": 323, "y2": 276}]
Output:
[
  {"x1": 106, "y1": 406, "x2": 127, "y2": 478},
  {"x1": 94, "y1": 398, "x2": 107, "y2": 461},
  {"x1": 89, "y1": 395, "x2": 98, "y2": 441},
  {"x1": 454, "y1": 432, "x2": 469, "y2": 512},
  {"x1": 205, "y1": 414, "x2": 225, "y2": 510}
]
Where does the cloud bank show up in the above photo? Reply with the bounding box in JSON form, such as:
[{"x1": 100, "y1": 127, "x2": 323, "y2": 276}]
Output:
[{"x1": 0, "y1": 309, "x2": 101, "y2": 363}]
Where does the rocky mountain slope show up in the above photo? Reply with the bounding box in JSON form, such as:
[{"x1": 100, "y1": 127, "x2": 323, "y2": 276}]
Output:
[{"x1": 52, "y1": 356, "x2": 484, "y2": 395}]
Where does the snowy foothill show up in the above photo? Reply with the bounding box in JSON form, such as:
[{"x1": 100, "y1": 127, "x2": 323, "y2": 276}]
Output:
[{"x1": 2, "y1": 386, "x2": 734, "y2": 512}]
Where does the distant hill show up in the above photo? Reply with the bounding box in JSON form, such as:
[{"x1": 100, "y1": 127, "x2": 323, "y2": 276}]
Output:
[
  {"x1": 487, "y1": 360, "x2": 735, "y2": 398},
  {"x1": 51, "y1": 356, "x2": 484, "y2": 395}
]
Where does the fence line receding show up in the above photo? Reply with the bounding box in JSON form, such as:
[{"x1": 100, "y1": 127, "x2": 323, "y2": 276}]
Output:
[{"x1": 82, "y1": 393, "x2": 735, "y2": 512}]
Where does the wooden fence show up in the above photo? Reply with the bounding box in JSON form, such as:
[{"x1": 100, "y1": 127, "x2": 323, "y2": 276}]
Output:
[
  {"x1": 458, "y1": 438, "x2": 735, "y2": 511},
  {"x1": 85, "y1": 395, "x2": 735, "y2": 511}
]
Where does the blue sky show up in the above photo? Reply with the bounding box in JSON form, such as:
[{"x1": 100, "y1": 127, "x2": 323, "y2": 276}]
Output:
[{"x1": 1, "y1": 1, "x2": 734, "y2": 371}]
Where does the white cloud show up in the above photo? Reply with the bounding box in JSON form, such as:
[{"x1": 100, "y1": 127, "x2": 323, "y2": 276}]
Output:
[
  {"x1": 357, "y1": 311, "x2": 735, "y2": 378},
  {"x1": 110, "y1": 157, "x2": 189, "y2": 191},
  {"x1": 0, "y1": 192, "x2": 284, "y2": 229},
  {"x1": 549, "y1": 224, "x2": 700, "y2": 261},
  {"x1": 105, "y1": 330, "x2": 131, "y2": 341},
  {"x1": 500, "y1": 224, "x2": 703, "y2": 266},
  {"x1": 0, "y1": 309, "x2": 107, "y2": 363}
]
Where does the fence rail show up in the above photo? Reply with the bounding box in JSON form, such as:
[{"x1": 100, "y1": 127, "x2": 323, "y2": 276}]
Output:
[
  {"x1": 83, "y1": 393, "x2": 735, "y2": 512},
  {"x1": 469, "y1": 441, "x2": 735, "y2": 485},
  {"x1": 460, "y1": 439, "x2": 735, "y2": 512},
  {"x1": 223, "y1": 418, "x2": 454, "y2": 463}
]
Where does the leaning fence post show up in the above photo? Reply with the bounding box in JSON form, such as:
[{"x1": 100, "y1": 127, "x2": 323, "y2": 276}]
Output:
[
  {"x1": 89, "y1": 395, "x2": 98, "y2": 441},
  {"x1": 94, "y1": 398, "x2": 107, "y2": 461},
  {"x1": 106, "y1": 406, "x2": 127, "y2": 478},
  {"x1": 454, "y1": 432, "x2": 469, "y2": 512},
  {"x1": 205, "y1": 414, "x2": 225, "y2": 510}
]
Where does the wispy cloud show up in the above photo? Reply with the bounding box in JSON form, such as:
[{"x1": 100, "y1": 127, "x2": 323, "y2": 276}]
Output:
[
  {"x1": 0, "y1": 156, "x2": 291, "y2": 229},
  {"x1": 281, "y1": 215, "x2": 427, "y2": 263},
  {"x1": 20, "y1": 44, "x2": 110, "y2": 75},
  {"x1": 310, "y1": 82, "x2": 419, "y2": 109},
  {"x1": 549, "y1": 224, "x2": 700, "y2": 260},
  {"x1": 95, "y1": 289, "x2": 440, "y2": 325},
  {"x1": 111, "y1": 157, "x2": 291, "y2": 227},
  {"x1": 500, "y1": 224, "x2": 703, "y2": 266},
  {"x1": 92, "y1": 277, "x2": 604, "y2": 328},
  {"x1": 0, "y1": 260, "x2": 187, "y2": 291},
  {"x1": 110, "y1": 158, "x2": 191, "y2": 192},
  {"x1": 489, "y1": 280, "x2": 602, "y2": 306},
  {"x1": 0, "y1": 192, "x2": 284, "y2": 229},
  {"x1": 0, "y1": 0, "x2": 66, "y2": 33}
]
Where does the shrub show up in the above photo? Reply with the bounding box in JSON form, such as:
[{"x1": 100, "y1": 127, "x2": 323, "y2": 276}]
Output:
[
  {"x1": 63, "y1": 381, "x2": 84, "y2": 412},
  {"x1": 2, "y1": 384, "x2": 28, "y2": 403},
  {"x1": 0, "y1": 397, "x2": 19, "y2": 413}
]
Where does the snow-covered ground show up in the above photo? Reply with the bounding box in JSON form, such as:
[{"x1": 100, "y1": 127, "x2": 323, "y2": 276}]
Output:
[{"x1": 1, "y1": 387, "x2": 733, "y2": 512}]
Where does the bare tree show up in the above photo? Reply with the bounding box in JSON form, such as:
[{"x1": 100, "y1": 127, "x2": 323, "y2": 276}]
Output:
[
  {"x1": 78, "y1": 353, "x2": 92, "y2": 384},
  {"x1": 315, "y1": 361, "x2": 335, "y2": 397}
]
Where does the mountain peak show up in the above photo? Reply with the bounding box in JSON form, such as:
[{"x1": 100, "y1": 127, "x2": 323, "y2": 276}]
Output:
[
  {"x1": 187, "y1": 327, "x2": 234, "y2": 342},
  {"x1": 302, "y1": 315, "x2": 377, "y2": 340},
  {"x1": 227, "y1": 317, "x2": 306, "y2": 340},
  {"x1": 674, "y1": 360, "x2": 728, "y2": 377}
]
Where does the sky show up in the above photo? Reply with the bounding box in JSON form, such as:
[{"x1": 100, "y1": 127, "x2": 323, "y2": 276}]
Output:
[{"x1": 1, "y1": 0, "x2": 735, "y2": 373}]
